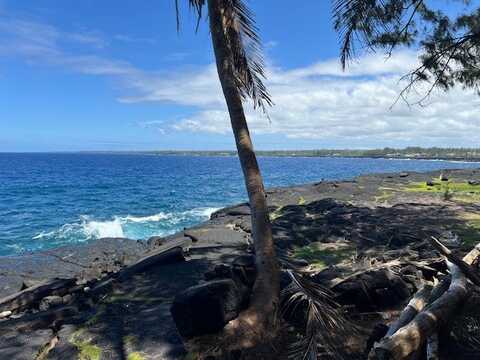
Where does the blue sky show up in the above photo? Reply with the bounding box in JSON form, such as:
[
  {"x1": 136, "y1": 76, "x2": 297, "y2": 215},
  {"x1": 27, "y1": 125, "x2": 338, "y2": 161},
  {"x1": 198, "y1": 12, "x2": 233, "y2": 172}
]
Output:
[{"x1": 1, "y1": 0, "x2": 479, "y2": 152}]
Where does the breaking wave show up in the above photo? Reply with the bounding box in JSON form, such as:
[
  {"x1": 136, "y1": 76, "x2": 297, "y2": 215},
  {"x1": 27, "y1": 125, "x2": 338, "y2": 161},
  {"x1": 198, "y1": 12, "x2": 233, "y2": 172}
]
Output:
[{"x1": 32, "y1": 207, "x2": 220, "y2": 244}]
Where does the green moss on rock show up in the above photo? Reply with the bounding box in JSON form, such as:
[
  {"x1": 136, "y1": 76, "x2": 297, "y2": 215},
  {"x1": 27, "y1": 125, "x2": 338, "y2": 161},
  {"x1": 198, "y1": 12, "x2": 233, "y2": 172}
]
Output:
[
  {"x1": 69, "y1": 329, "x2": 102, "y2": 360},
  {"x1": 127, "y1": 352, "x2": 145, "y2": 360},
  {"x1": 293, "y1": 242, "x2": 354, "y2": 270}
]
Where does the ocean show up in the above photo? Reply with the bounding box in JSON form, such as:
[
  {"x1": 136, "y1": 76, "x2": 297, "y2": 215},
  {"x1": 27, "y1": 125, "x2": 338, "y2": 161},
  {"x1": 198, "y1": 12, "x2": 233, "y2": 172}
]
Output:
[{"x1": 0, "y1": 153, "x2": 478, "y2": 256}]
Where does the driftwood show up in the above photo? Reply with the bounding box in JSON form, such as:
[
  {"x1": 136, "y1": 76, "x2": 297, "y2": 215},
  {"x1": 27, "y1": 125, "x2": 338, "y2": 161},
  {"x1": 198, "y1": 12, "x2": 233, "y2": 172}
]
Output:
[
  {"x1": 385, "y1": 284, "x2": 433, "y2": 337},
  {"x1": 370, "y1": 262, "x2": 468, "y2": 359},
  {"x1": 369, "y1": 243, "x2": 480, "y2": 359},
  {"x1": 0, "y1": 278, "x2": 75, "y2": 313},
  {"x1": 462, "y1": 242, "x2": 480, "y2": 264},
  {"x1": 369, "y1": 241, "x2": 480, "y2": 359},
  {"x1": 428, "y1": 236, "x2": 480, "y2": 286}
]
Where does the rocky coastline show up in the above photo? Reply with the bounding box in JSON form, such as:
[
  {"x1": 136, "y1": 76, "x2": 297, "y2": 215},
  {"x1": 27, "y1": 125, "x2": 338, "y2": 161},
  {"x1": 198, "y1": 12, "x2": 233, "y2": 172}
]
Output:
[{"x1": 1, "y1": 167, "x2": 480, "y2": 359}]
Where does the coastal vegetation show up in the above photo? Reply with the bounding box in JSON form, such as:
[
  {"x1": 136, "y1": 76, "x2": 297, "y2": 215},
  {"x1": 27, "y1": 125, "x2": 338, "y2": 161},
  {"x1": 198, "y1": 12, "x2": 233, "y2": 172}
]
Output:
[
  {"x1": 132, "y1": 147, "x2": 480, "y2": 161},
  {"x1": 334, "y1": 0, "x2": 480, "y2": 104}
]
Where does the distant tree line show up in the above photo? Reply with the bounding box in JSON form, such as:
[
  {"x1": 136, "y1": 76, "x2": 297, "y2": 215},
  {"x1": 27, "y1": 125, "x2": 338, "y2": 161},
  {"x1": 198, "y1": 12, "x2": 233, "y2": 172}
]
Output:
[{"x1": 143, "y1": 147, "x2": 480, "y2": 160}]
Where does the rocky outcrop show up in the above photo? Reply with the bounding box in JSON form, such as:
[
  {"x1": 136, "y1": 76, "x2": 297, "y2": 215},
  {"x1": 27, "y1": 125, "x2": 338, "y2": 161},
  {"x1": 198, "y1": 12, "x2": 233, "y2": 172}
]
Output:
[{"x1": 171, "y1": 279, "x2": 249, "y2": 338}]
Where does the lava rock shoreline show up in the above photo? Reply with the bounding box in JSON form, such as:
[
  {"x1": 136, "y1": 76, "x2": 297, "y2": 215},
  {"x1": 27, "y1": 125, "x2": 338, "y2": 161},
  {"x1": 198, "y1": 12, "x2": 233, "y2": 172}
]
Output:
[
  {"x1": 1, "y1": 167, "x2": 479, "y2": 300},
  {"x1": 1, "y1": 167, "x2": 480, "y2": 359}
]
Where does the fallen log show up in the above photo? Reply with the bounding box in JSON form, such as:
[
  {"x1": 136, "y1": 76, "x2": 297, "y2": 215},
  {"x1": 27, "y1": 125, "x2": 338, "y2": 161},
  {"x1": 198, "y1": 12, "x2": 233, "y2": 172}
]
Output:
[
  {"x1": 369, "y1": 262, "x2": 468, "y2": 360},
  {"x1": 385, "y1": 284, "x2": 433, "y2": 337},
  {"x1": 428, "y1": 236, "x2": 480, "y2": 286},
  {"x1": 462, "y1": 242, "x2": 480, "y2": 265},
  {"x1": 369, "y1": 242, "x2": 480, "y2": 359},
  {"x1": 0, "y1": 278, "x2": 75, "y2": 313}
]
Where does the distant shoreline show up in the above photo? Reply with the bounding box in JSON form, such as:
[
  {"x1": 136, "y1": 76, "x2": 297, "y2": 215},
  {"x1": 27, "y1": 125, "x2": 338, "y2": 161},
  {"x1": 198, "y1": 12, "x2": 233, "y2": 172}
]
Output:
[{"x1": 2, "y1": 149, "x2": 480, "y2": 162}]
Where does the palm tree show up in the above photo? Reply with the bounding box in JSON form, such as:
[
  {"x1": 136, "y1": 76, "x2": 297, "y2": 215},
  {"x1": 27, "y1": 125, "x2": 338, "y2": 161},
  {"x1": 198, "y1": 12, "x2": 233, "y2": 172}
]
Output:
[{"x1": 176, "y1": 0, "x2": 280, "y2": 351}]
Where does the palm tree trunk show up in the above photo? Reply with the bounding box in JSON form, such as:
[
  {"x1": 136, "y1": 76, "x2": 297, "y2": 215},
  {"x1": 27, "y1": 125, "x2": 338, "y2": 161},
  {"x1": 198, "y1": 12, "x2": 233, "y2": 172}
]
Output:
[{"x1": 207, "y1": 0, "x2": 280, "y2": 338}]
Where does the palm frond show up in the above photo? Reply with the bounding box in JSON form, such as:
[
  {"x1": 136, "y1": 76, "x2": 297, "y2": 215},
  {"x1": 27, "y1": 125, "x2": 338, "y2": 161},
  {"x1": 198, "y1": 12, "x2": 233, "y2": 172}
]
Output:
[
  {"x1": 175, "y1": 0, "x2": 272, "y2": 112},
  {"x1": 221, "y1": 0, "x2": 273, "y2": 112},
  {"x1": 281, "y1": 270, "x2": 357, "y2": 360}
]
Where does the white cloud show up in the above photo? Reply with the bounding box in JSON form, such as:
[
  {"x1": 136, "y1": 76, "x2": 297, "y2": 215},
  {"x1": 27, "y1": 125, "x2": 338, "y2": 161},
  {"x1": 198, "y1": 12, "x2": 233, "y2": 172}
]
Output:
[
  {"x1": 2, "y1": 16, "x2": 479, "y2": 147},
  {"x1": 131, "y1": 50, "x2": 479, "y2": 146}
]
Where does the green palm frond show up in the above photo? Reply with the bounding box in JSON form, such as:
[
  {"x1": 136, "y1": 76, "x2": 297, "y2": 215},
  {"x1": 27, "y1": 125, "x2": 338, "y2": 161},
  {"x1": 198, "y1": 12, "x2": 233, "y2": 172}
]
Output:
[
  {"x1": 222, "y1": 0, "x2": 272, "y2": 112},
  {"x1": 176, "y1": 0, "x2": 272, "y2": 112}
]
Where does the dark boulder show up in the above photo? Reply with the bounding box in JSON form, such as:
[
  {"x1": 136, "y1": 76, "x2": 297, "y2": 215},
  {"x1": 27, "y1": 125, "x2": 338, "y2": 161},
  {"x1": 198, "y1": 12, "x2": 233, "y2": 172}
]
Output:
[
  {"x1": 232, "y1": 255, "x2": 256, "y2": 286},
  {"x1": 332, "y1": 268, "x2": 411, "y2": 311},
  {"x1": 468, "y1": 180, "x2": 480, "y2": 186},
  {"x1": 171, "y1": 279, "x2": 249, "y2": 338},
  {"x1": 204, "y1": 264, "x2": 233, "y2": 281}
]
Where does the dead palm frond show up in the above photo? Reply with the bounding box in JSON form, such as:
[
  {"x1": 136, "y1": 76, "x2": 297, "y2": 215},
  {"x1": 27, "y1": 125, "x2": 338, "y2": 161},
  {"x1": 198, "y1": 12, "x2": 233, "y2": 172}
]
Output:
[
  {"x1": 281, "y1": 270, "x2": 358, "y2": 360},
  {"x1": 176, "y1": 0, "x2": 272, "y2": 112}
]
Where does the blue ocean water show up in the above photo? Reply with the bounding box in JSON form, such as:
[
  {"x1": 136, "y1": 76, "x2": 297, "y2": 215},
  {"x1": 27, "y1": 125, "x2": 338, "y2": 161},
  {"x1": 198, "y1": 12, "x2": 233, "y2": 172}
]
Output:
[{"x1": 0, "y1": 153, "x2": 479, "y2": 256}]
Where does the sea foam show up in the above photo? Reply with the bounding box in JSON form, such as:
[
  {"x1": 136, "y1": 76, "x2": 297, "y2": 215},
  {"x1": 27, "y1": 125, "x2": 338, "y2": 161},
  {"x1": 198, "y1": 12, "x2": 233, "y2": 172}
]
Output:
[{"x1": 32, "y1": 207, "x2": 220, "y2": 244}]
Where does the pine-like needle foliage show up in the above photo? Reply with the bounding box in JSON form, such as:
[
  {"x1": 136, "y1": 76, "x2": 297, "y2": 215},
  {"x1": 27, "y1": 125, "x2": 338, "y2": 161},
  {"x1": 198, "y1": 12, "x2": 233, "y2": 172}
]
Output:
[
  {"x1": 281, "y1": 270, "x2": 356, "y2": 360},
  {"x1": 333, "y1": 0, "x2": 480, "y2": 102},
  {"x1": 177, "y1": 0, "x2": 272, "y2": 112}
]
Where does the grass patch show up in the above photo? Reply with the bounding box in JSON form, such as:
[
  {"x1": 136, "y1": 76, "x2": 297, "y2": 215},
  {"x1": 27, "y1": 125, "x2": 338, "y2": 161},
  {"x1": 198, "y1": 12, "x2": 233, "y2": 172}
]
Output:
[
  {"x1": 374, "y1": 189, "x2": 394, "y2": 203},
  {"x1": 293, "y1": 242, "x2": 355, "y2": 270},
  {"x1": 69, "y1": 330, "x2": 101, "y2": 360},
  {"x1": 77, "y1": 343, "x2": 101, "y2": 360},
  {"x1": 403, "y1": 180, "x2": 480, "y2": 201},
  {"x1": 269, "y1": 206, "x2": 284, "y2": 221},
  {"x1": 127, "y1": 352, "x2": 145, "y2": 360}
]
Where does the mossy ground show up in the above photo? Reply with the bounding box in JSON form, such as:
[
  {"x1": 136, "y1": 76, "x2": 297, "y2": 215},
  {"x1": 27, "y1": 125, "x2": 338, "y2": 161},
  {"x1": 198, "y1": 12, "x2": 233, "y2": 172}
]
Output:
[
  {"x1": 293, "y1": 242, "x2": 355, "y2": 270},
  {"x1": 127, "y1": 352, "x2": 145, "y2": 360},
  {"x1": 69, "y1": 329, "x2": 102, "y2": 360},
  {"x1": 403, "y1": 179, "x2": 480, "y2": 202},
  {"x1": 269, "y1": 206, "x2": 284, "y2": 221},
  {"x1": 374, "y1": 189, "x2": 394, "y2": 203}
]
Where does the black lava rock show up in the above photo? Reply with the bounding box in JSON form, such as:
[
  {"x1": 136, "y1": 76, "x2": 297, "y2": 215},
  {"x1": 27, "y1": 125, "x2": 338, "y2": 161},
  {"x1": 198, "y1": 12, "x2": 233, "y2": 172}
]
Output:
[{"x1": 170, "y1": 279, "x2": 249, "y2": 338}]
